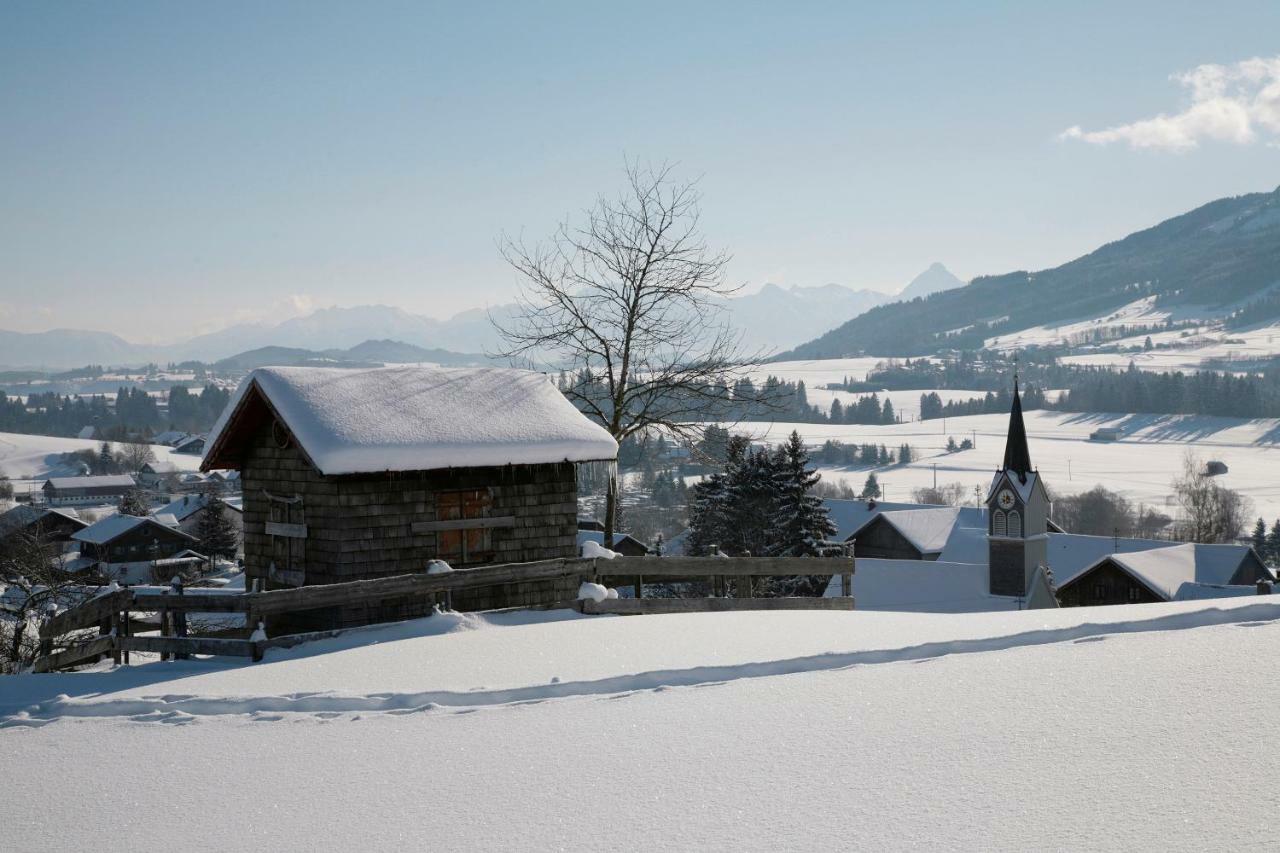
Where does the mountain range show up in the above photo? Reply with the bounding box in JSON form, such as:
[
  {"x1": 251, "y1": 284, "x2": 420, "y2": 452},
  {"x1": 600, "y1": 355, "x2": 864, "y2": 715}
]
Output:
[
  {"x1": 783, "y1": 185, "x2": 1280, "y2": 359},
  {"x1": 0, "y1": 265, "x2": 964, "y2": 369}
]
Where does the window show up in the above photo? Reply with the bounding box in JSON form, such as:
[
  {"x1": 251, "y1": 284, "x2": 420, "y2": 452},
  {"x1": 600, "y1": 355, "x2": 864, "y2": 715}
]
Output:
[
  {"x1": 436, "y1": 489, "x2": 495, "y2": 565},
  {"x1": 993, "y1": 510, "x2": 1006, "y2": 536},
  {"x1": 1007, "y1": 511, "x2": 1022, "y2": 538},
  {"x1": 1128, "y1": 587, "x2": 1141, "y2": 602},
  {"x1": 1093, "y1": 584, "x2": 1108, "y2": 599}
]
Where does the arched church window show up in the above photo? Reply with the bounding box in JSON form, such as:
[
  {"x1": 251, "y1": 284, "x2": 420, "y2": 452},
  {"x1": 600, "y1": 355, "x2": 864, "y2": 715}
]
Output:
[
  {"x1": 1008, "y1": 511, "x2": 1022, "y2": 537},
  {"x1": 993, "y1": 510, "x2": 1006, "y2": 536}
]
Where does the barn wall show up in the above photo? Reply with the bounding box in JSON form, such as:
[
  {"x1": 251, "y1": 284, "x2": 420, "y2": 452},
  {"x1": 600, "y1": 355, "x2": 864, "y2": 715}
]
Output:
[
  {"x1": 1057, "y1": 561, "x2": 1163, "y2": 607},
  {"x1": 237, "y1": 415, "x2": 580, "y2": 631},
  {"x1": 851, "y1": 518, "x2": 923, "y2": 560}
]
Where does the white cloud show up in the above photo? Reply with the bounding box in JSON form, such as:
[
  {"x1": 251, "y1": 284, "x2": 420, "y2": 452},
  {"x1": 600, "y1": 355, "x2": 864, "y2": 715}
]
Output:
[{"x1": 1061, "y1": 56, "x2": 1280, "y2": 151}]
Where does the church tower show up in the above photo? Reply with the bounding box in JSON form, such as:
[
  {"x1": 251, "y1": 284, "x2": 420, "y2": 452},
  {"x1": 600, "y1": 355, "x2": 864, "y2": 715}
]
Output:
[{"x1": 987, "y1": 379, "x2": 1050, "y2": 596}]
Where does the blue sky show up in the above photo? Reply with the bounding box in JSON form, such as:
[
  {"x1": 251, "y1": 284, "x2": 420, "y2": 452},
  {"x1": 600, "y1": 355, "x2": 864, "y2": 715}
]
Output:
[{"x1": 2, "y1": 1, "x2": 1279, "y2": 342}]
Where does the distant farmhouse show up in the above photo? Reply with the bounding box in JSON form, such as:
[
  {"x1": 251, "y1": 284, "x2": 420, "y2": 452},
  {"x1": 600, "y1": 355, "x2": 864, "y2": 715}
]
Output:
[
  {"x1": 201, "y1": 366, "x2": 617, "y2": 629},
  {"x1": 70, "y1": 514, "x2": 201, "y2": 583},
  {"x1": 173, "y1": 435, "x2": 206, "y2": 456},
  {"x1": 819, "y1": 382, "x2": 1274, "y2": 611},
  {"x1": 42, "y1": 474, "x2": 136, "y2": 507},
  {"x1": 152, "y1": 492, "x2": 243, "y2": 548},
  {"x1": 0, "y1": 505, "x2": 87, "y2": 549}
]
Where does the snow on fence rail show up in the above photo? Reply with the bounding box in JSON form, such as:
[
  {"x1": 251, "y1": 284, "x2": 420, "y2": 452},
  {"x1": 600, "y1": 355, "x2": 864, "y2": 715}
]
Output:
[{"x1": 33, "y1": 555, "x2": 855, "y2": 673}]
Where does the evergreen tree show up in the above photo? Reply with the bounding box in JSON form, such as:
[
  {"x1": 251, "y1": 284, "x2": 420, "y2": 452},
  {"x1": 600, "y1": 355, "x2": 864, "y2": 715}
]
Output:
[
  {"x1": 1252, "y1": 518, "x2": 1268, "y2": 554},
  {"x1": 117, "y1": 486, "x2": 150, "y2": 517},
  {"x1": 771, "y1": 431, "x2": 837, "y2": 557},
  {"x1": 1267, "y1": 520, "x2": 1280, "y2": 566},
  {"x1": 860, "y1": 472, "x2": 881, "y2": 499},
  {"x1": 945, "y1": 436, "x2": 959, "y2": 453},
  {"x1": 899, "y1": 443, "x2": 913, "y2": 464},
  {"x1": 195, "y1": 485, "x2": 239, "y2": 560},
  {"x1": 881, "y1": 399, "x2": 896, "y2": 424},
  {"x1": 97, "y1": 441, "x2": 116, "y2": 475}
]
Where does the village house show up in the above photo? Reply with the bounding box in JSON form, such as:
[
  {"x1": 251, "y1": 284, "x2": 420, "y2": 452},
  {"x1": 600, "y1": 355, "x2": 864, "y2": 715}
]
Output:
[
  {"x1": 173, "y1": 435, "x2": 206, "y2": 455},
  {"x1": 152, "y1": 492, "x2": 243, "y2": 549},
  {"x1": 200, "y1": 365, "x2": 618, "y2": 629},
  {"x1": 42, "y1": 474, "x2": 137, "y2": 507},
  {"x1": 0, "y1": 505, "x2": 87, "y2": 549},
  {"x1": 70, "y1": 514, "x2": 201, "y2": 583},
  {"x1": 575, "y1": 529, "x2": 651, "y2": 557}
]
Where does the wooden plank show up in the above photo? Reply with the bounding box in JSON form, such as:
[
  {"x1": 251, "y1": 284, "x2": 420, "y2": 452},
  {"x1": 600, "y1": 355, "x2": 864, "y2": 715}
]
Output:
[
  {"x1": 41, "y1": 589, "x2": 135, "y2": 638},
  {"x1": 33, "y1": 636, "x2": 116, "y2": 673},
  {"x1": 247, "y1": 557, "x2": 596, "y2": 615},
  {"x1": 580, "y1": 596, "x2": 856, "y2": 615},
  {"x1": 268, "y1": 563, "x2": 305, "y2": 587},
  {"x1": 118, "y1": 635, "x2": 258, "y2": 658},
  {"x1": 604, "y1": 556, "x2": 852, "y2": 578},
  {"x1": 130, "y1": 593, "x2": 251, "y2": 612},
  {"x1": 410, "y1": 516, "x2": 516, "y2": 533},
  {"x1": 265, "y1": 521, "x2": 308, "y2": 538}
]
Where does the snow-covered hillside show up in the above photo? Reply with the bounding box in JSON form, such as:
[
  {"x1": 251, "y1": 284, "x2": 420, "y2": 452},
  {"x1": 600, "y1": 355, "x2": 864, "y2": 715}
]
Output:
[
  {"x1": 0, "y1": 431, "x2": 203, "y2": 495},
  {"x1": 733, "y1": 410, "x2": 1280, "y2": 520},
  {"x1": 4, "y1": 600, "x2": 1278, "y2": 849}
]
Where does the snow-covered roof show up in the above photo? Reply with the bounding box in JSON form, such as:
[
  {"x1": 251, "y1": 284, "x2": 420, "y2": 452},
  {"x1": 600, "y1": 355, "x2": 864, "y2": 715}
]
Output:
[
  {"x1": 823, "y1": 499, "x2": 985, "y2": 542},
  {"x1": 1101, "y1": 543, "x2": 1257, "y2": 601},
  {"x1": 154, "y1": 513, "x2": 180, "y2": 528},
  {"x1": 203, "y1": 366, "x2": 619, "y2": 475},
  {"x1": 862, "y1": 507, "x2": 962, "y2": 555},
  {"x1": 823, "y1": 558, "x2": 1025, "y2": 613},
  {"x1": 576, "y1": 530, "x2": 646, "y2": 551},
  {"x1": 44, "y1": 474, "x2": 136, "y2": 491},
  {"x1": 153, "y1": 430, "x2": 189, "y2": 445},
  {"x1": 987, "y1": 470, "x2": 1042, "y2": 505},
  {"x1": 72, "y1": 514, "x2": 196, "y2": 546},
  {"x1": 1172, "y1": 582, "x2": 1260, "y2": 602},
  {"x1": 153, "y1": 493, "x2": 241, "y2": 523},
  {"x1": 0, "y1": 505, "x2": 86, "y2": 538},
  {"x1": 76, "y1": 426, "x2": 96, "y2": 439}
]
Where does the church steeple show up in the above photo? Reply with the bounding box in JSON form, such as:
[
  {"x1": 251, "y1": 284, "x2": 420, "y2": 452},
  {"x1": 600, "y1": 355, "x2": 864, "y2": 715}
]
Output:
[{"x1": 1002, "y1": 378, "x2": 1032, "y2": 483}]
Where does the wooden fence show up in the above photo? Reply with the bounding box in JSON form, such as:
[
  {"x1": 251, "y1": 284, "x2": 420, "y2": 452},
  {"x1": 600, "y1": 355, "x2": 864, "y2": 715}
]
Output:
[{"x1": 33, "y1": 554, "x2": 854, "y2": 673}]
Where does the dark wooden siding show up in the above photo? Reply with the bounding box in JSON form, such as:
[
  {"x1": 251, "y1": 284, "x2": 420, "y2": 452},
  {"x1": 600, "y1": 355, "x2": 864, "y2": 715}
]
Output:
[
  {"x1": 237, "y1": 414, "x2": 580, "y2": 630},
  {"x1": 1057, "y1": 560, "x2": 1164, "y2": 607},
  {"x1": 851, "y1": 517, "x2": 925, "y2": 560}
]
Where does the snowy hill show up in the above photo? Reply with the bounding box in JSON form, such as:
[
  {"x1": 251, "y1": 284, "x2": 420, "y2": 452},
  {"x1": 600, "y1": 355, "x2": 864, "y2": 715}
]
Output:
[
  {"x1": 4, "y1": 599, "x2": 1278, "y2": 849},
  {"x1": 784, "y1": 185, "x2": 1280, "y2": 359}
]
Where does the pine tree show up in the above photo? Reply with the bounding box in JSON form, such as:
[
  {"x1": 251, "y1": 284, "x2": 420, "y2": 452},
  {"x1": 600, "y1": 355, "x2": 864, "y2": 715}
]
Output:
[
  {"x1": 1251, "y1": 518, "x2": 1268, "y2": 554},
  {"x1": 1267, "y1": 520, "x2": 1280, "y2": 566},
  {"x1": 861, "y1": 472, "x2": 881, "y2": 499},
  {"x1": 97, "y1": 441, "x2": 115, "y2": 475},
  {"x1": 881, "y1": 399, "x2": 896, "y2": 424},
  {"x1": 117, "y1": 486, "x2": 149, "y2": 517},
  {"x1": 771, "y1": 431, "x2": 837, "y2": 557},
  {"x1": 195, "y1": 485, "x2": 239, "y2": 560},
  {"x1": 899, "y1": 443, "x2": 913, "y2": 464}
]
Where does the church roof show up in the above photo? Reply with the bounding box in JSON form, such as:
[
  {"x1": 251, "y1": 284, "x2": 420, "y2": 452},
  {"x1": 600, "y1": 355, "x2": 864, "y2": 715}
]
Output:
[{"x1": 1001, "y1": 379, "x2": 1033, "y2": 482}]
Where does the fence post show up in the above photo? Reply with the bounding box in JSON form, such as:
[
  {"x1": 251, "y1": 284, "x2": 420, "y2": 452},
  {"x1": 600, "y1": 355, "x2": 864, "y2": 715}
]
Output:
[
  {"x1": 635, "y1": 574, "x2": 643, "y2": 599},
  {"x1": 110, "y1": 606, "x2": 122, "y2": 666},
  {"x1": 171, "y1": 576, "x2": 189, "y2": 660}
]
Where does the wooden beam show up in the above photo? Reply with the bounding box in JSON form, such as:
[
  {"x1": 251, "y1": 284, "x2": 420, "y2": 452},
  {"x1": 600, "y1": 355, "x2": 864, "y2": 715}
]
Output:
[
  {"x1": 579, "y1": 596, "x2": 856, "y2": 615},
  {"x1": 411, "y1": 516, "x2": 516, "y2": 533},
  {"x1": 33, "y1": 636, "x2": 116, "y2": 672},
  {"x1": 602, "y1": 556, "x2": 852, "y2": 578},
  {"x1": 41, "y1": 589, "x2": 135, "y2": 638},
  {"x1": 118, "y1": 636, "x2": 258, "y2": 658}
]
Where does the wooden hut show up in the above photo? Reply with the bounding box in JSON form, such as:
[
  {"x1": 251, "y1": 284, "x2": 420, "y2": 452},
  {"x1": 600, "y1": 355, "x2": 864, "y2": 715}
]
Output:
[{"x1": 200, "y1": 366, "x2": 618, "y2": 629}]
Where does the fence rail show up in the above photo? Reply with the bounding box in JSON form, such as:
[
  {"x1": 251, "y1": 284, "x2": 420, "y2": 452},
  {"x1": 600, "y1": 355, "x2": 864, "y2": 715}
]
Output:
[{"x1": 33, "y1": 554, "x2": 855, "y2": 673}]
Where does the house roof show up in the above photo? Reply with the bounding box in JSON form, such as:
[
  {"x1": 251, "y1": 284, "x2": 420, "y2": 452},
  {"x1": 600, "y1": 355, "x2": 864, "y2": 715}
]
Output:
[
  {"x1": 857, "y1": 507, "x2": 962, "y2": 555},
  {"x1": 44, "y1": 474, "x2": 136, "y2": 491},
  {"x1": 153, "y1": 493, "x2": 242, "y2": 523},
  {"x1": 1092, "y1": 543, "x2": 1257, "y2": 601},
  {"x1": 72, "y1": 514, "x2": 197, "y2": 546},
  {"x1": 823, "y1": 499, "x2": 985, "y2": 542},
  {"x1": 202, "y1": 366, "x2": 620, "y2": 475},
  {"x1": 576, "y1": 531, "x2": 647, "y2": 552},
  {"x1": 0, "y1": 505, "x2": 86, "y2": 539}
]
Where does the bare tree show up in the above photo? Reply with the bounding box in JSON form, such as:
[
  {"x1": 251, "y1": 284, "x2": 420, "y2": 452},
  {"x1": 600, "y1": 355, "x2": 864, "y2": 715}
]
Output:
[
  {"x1": 1171, "y1": 452, "x2": 1252, "y2": 544},
  {"x1": 118, "y1": 441, "x2": 156, "y2": 474},
  {"x1": 0, "y1": 526, "x2": 100, "y2": 673},
  {"x1": 912, "y1": 482, "x2": 970, "y2": 507},
  {"x1": 494, "y1": 161, "x2": 768, "y2": 541}
]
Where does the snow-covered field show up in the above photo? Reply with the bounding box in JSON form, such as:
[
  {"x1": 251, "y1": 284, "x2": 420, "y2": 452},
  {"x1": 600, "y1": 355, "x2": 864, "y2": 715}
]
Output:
[
  {"x1": 745, "y1": 357, "x2": 910, "y2": 387},
  {"x1": 0, "y1": 431, "x2": 204, "y2": 496},
  {"x1": 734, "y1": 410, "x2": 1280, "y2": 519},
  {"x1": 3, "y1": 599, "x2": 1278, "y2": 850}
]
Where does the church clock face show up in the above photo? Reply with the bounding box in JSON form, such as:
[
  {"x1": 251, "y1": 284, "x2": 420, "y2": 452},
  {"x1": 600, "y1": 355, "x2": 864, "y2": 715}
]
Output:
[{"x1": 997, "y1": 489, "x2": 1016, "y2": 510}]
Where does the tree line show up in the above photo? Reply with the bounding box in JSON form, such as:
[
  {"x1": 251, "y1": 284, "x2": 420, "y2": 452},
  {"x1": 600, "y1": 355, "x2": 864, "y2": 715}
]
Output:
[{"x1": 0, "y1": 384, "x2": 229, "y2": 440}]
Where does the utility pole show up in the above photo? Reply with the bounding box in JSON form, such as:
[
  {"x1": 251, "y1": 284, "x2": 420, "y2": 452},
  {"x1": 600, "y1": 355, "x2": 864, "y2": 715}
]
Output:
[{"x1": 932, "y1": 463, "x2": 937, "y2": 489}]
